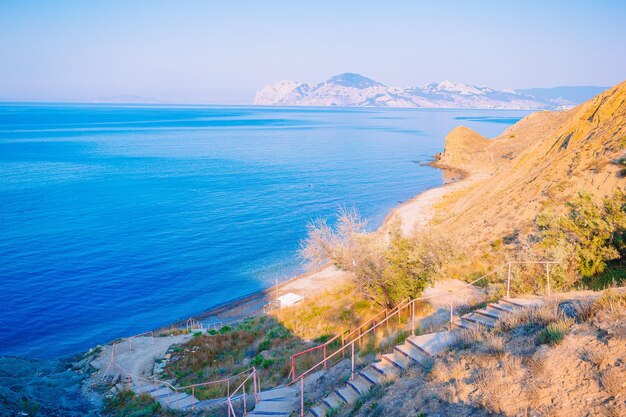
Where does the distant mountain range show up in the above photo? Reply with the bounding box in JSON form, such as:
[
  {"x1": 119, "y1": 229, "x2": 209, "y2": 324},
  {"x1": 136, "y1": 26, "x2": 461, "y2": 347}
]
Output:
[{"x1": 254, "y1": 73, "x2": 607, "y2": 110}]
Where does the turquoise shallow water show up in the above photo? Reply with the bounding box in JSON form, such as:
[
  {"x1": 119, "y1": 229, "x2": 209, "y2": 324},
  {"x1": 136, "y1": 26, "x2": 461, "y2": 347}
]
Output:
[{"x1": 0, "y1": 104, "x2": 528, "y2": 358}]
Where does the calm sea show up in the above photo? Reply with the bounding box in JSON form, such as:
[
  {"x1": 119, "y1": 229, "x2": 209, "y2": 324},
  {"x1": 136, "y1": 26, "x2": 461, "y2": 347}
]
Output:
[{"x1": 0, "y1": 104, "x2": 528, "y2": 358}]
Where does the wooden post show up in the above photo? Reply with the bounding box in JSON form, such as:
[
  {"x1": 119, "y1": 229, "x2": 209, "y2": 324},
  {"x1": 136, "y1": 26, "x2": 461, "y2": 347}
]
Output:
[
  {"x1": 507, "y1": 263, "x2": 512, "y2": 298},
  {"x1": 546, "y1": 263, "x2": 551, "y2": 297},
  {"x1": 192, "y1": 386, "x2": 195, "y2": 411},
  {"x1": 323, "y1": 344, "x2": 327, "y2": 369},
  {"x1": 243, "y1": 382, "x2": 247, "y2": 416}
]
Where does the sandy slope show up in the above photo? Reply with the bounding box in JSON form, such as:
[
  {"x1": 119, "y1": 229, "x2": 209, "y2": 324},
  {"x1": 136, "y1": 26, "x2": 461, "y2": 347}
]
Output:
[{"x1": 431, "y1": 80, "x2": 626, "y2": 250}]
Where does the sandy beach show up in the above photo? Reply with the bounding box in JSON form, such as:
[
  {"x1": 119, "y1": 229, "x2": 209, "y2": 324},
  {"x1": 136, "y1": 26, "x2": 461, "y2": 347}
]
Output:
[{"x1": 174, "y1": 164, "x2": 478, "y2": 329}]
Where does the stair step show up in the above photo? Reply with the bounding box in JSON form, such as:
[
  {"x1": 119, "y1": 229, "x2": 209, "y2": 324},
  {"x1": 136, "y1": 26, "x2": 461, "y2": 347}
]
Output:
[
  {"x1": 462, "y1": 312, "x2": 496, "y2": 328},
  {"x1": 260, "y1": 386, "x2": 294, "y2": 401},
  {"x1": 348, "y1": 375, "x2": 372, "y2": 395},
  {"x1": 475, "y1": 307, "x2": 501, "y2": 320},
  {"x1": 169, "y1": 394, "x2": 196, "y2": 410},
  {"x1": 453, "y1": 318, "x2": 470, "y2": 329},
  {"x1": 336, "y1": 385, "x2": 360, "y2": 404},
  {"x1": 381, "y1": 352, "x2": 408, "y2": 370},
  {"x1": 359, "y1": 367, "x2": 382, "y2": 384},
  {"x1": 310, "y1": 402, "x2": 330, "y2": 417},
  {"x1": 150, "y1": 387, "x2": 173, "y2": 398},
  {"x1": 489, "y1": 302, "x2": 514, "y2": 313},
  {"x1": 370, "y1": 360, "x2": 396, "y2": 376},
  {"x1": 501, "y1": 298, "x2": 543, "y2": 308},
  {"x1": 131, "y1": 383, "x2": 158, "y2": 393},
  {"x1": 322, "y1": 391, "x2": 345, "y2": 410},
  {"x1": 407, "y1": 331, "x2": 456, "y2": 356},
  {"x1": 252, "y1": 400, "x2": 295, "y2": 414},
  {"x1": 395, "y1": 342, "x2": 430, "y2": 365}
]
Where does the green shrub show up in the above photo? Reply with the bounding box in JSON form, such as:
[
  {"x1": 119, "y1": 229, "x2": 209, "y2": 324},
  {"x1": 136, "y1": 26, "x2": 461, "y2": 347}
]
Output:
[
  {"x1": 538, "y1": 190, "x2": 626, "y2": 284},
  {"x1": 258, "y1": 339, "x2": 271, "y2": 352},
  {"x1": 105, "y1": 391, "x2": 162, "y2": 417},
  {"x1": 300, "y1": 208, "x2": 458, "y2": 307},
  {"x1": 193, "y1": 331, "x2": 202, "y2": 337},
  {"x1": 536, "y1": 319, "x2": 572, "y2": 345}
]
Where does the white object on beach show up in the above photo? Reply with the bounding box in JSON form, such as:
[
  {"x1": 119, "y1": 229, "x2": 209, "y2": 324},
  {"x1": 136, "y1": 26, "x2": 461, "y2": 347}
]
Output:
[{"x1": 276, "y1": 292, "x2": 304, "y2": 308}]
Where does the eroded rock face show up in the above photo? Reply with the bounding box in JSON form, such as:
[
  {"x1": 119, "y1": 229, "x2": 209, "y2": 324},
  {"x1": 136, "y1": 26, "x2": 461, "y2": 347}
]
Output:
[
  {"x1": 430, "y1": 80, "x2": 626, "y2": 249},
  {"x1": 0, "y1": 356, "x2": 100, "y2": 417}
]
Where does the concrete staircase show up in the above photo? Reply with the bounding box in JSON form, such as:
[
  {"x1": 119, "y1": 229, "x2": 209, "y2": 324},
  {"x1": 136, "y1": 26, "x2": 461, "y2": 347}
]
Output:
[
  {"x1": 304, "y1": 297, "x2": 541, "y2": 417},
  {"x1": 247, "y1": 385, "x2": 299, "y2": 417},
  {"x1": 453, "y1": 297, "x2": 543, "y2": 330},
  {"x1": 308, "y1": 330, "x2": 457, "y2": 417},
  {"x1": 126, "y1": 378, "x2": 249, "y2": 412},
  {"x1": 127, "y1": 378, "x2": 202, "y2": 410}
]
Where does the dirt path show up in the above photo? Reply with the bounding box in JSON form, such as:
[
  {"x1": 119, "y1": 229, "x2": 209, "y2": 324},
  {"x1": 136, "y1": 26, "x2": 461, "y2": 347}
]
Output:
[{"x1": 92, "y1": 335, "x2": 191, "y2": 378}]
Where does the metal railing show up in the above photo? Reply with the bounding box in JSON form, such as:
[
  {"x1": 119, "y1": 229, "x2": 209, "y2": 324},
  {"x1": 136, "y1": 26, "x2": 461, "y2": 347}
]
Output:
[
  {"x1": 289, "y1": 260, "x2": 559, "y2": 417},
  {"x1": 227, "y1": 367, "x2": 260, "y2": 417},
  {"x1": 288, "y1": 298, "x2": 412, "y2": 382},
  {"x1": 101, "y1": 334, "x2": 260, "y2": 414},
  {"x1": 108, "y1": 356, "x2": 258, "y2": 413}
]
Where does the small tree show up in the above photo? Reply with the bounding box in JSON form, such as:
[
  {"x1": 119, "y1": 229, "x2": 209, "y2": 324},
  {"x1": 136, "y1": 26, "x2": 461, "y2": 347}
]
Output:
[
  {"x1": 300, "y1": 209, "x2": 456, "y2": 307},
  {"x1": 538, "y1": 190, "x2": 626, "y2": 279}
]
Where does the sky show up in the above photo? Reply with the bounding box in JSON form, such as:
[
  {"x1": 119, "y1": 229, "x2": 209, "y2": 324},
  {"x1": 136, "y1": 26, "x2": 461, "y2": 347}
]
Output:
[{"x1": 0, "y1": 0, "x2": 625, "y2": 103}]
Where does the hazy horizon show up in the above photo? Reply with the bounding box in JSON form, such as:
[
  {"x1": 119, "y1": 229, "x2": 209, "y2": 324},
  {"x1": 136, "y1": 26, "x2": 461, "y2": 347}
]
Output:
[{"x1": 1, "y1": 0, "x2": 625, "y2": 104}]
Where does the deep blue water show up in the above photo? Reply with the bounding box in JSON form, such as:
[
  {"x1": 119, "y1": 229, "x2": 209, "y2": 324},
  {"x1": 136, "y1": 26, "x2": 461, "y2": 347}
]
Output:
[{"x1": 0, "y1": 104, "x2": 528, "y2": 358}]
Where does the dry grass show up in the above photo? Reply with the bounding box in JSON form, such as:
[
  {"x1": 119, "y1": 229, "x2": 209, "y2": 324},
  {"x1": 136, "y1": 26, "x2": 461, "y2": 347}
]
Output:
[
  {"x1": 501, "y1": 355, "x2": 524, "y2": 378},
  {"x1": 495, "y1": 301, "x2": 561, "y2": 332},
  {"x1": 581, "y1": 343, "x2": 611, "y2": 368},
  {"x1": 573, "y1": 299, "x2": 596, "y2": 322},
  {"x1": 476, "y1": 370, "x2": 507, "y2": 413},
  {"x1": 481, "y1": 333, "x2": 506, "y2": 355},
  {"x1": 273, "y1": 283, "x2": 380, "y2": 340},
  {"x1": 599, "y1": 367, "x2": 625, "y2": 397},
  {"x1": 456, "y1": 324, "x2": 488, "y2": 348},
  {"x1": 430, "y1": 360, "x2": 466, "y2": 383},
  {"x1": 593, "y1": 289, "x2": 626, "y2": 319}
]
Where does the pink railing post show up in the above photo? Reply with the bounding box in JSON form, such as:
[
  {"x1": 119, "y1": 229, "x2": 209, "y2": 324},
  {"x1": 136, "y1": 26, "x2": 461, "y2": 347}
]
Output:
[
  {"x1": 350, "y1": 342, "x2": 355, "y2": 380},
  {"x1": 300, "y1": 377, "x2": 304, "y2": 417},
  {"x1": 341, "y1": 333, "x2": 345, "y2": 358},
  {"x1": 227, "y1": 396, "x2": 232, "y2": 417},
  {"x1": 291, "y1": 357, "x2": 296, "y2": 382},
  {"x1": 243, "y1": 381, "x2": 247, "y2": 416},
  {"x1": 323, "y1": 344, "x2": 327, "y2": 369},
  {"x1": 411, "y1": 300, "x2": 415, "y2": 336},
  {"x1": 253, "y1": 370, "x2": 258, "y2": 400},
  {"x1": 385, "y1": 310, "x2": 388, "y2": 332},
  {"x1": 546, "y1": 263, "x2": 551, "y2": 297}
]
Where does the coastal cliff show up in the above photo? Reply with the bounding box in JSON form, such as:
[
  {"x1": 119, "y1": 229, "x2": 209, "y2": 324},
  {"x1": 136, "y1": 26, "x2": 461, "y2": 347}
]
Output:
[{"x1": 431, "y1": 80, "x2": 626, "y2": 249}]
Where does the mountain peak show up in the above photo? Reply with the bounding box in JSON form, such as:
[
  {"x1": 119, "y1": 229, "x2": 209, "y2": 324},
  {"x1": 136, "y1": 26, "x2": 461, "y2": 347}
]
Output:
[
  {"x1": 254, "y1": 74, "x2": 607, "y2": 109},
  {"x1": 325, "y1": 73, "x2": 383, "y2": 89}
]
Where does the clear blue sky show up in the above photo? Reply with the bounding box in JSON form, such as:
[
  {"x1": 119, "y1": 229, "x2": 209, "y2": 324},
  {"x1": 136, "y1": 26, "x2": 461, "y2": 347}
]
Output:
[{"x1": 1, "y1": 0, "x2": 624, "y2": 103}]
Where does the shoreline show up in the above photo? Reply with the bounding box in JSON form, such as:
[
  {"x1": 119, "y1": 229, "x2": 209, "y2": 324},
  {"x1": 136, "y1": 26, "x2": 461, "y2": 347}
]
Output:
[{"x1": 164, "y1": 161, "x2": 476, "y2": 331}]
